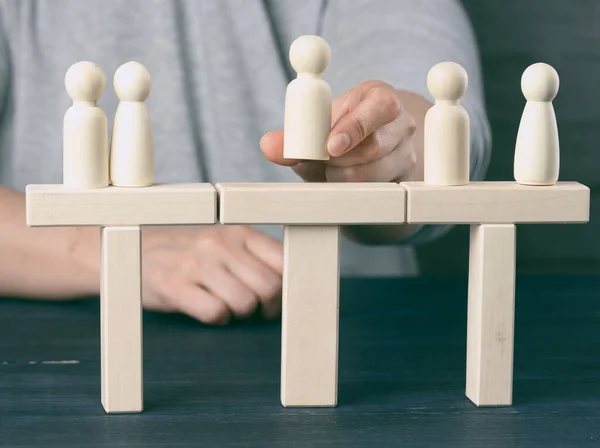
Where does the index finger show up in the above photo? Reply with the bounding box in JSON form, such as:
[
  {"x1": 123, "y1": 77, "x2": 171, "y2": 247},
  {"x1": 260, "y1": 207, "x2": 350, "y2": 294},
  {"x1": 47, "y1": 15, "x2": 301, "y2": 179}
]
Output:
[{"x1": 327, "y1": 85, "x2": 402, "y2": 157}]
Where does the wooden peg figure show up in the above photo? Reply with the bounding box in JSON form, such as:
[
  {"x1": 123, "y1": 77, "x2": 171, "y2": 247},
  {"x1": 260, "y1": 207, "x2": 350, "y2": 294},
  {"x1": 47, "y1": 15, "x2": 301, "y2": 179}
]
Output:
[
  {"x1": 283, "y1": 35, "x2": 332, "y2": 160},
  {"x1": 109, "y1": 61, "x2": 154, "y2": 187},
  {"x1": 63, "y1": 61, "x2": 109, "y2": 189},
  {"x1": 424, "y1": 62, "x2": 470, "y2": 186},
  {"x1": 514, "y1": 63, "x2": 560, "y2": 186}
]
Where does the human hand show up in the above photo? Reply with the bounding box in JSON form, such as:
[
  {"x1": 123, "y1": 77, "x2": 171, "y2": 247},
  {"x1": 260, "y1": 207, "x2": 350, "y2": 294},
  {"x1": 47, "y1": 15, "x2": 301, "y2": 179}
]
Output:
[
  {"x1": 141, "y1": 225, "x2": 283, "y2": 325},
  {"x1": 261, "y1": 81, "x2": 418, "y2": 183}
]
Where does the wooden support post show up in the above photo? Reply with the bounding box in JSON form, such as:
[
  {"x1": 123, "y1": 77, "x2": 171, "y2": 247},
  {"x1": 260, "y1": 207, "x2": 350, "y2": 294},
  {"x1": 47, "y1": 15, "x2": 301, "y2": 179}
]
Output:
[
  {"x1": 101, "y1": 226, "x2": 143, "y2": 413},
  {"x1": 26, "y1": 183, "x2": 215, "y2": 413},
  {"x1": 466, "y1": 223, "x2": 516, "y2": 406},
  {"x1": 281, "y1": 225, "x2": 340, "y2": 407}
]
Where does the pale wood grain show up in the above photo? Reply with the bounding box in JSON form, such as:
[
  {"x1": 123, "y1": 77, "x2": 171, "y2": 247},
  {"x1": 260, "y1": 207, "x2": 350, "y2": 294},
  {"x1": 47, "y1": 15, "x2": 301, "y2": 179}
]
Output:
[
  {"x1": 424, "y1": 62, "x2": 470, "y2": 186},
  {"x1": 26, "y1": 183, "x2": 216, "y2": 226},
  {"x1": 100, "y1": 226, "x2": 143, "y2": 413},
  {"x1": 466, "y1": 224, "x2": 516, "y2": 406},
  {"x1": 281, "y1": 225, "x2": 340, "y2": 407},
  {"x1": 403, "y1": 181, "x2": 589, "y2": 223},
  {"x1": 283, "y1": 36, "x2": 332, "y2": 161},
  {"x1": 63, "y1": 61, "x2": 109, "y2": 190},
  {"x1": 514, "y1": 64, "x2": 560, "y2": 186},
  {"x1": 216, "y1": 182, "x2": 405, "y2": 224},
  {"x1": 109, "y1": 62, "x2": 154, "y2": 187}
]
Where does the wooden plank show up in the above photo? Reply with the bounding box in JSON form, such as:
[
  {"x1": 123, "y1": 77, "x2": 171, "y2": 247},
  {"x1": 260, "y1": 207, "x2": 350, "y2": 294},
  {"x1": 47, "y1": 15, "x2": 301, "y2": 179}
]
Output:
[
  {"x1": 26, "y1": 183, "x2": 216, "y2": 226},
  {"x1": 466, "y1": 224, "x2": 516, "y2": 406},
  {"x1": 281, "y1": 225, "x2": 339, "y2": 407},
  {"x1": 402, "y1": 181, "x2": 589, "y2": 223},
  {"x1": 216, "y1": 183, "x2": 405, "y2": 224},
  {"x1": 101, "y1": 226, "x2": 143, "y2": 413}
]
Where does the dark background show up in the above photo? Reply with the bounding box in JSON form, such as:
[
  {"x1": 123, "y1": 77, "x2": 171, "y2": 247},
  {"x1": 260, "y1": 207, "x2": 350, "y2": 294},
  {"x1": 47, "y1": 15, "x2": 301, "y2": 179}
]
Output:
[{"x1": 417, "y1": 0, "x2": 599, "y2": 275}]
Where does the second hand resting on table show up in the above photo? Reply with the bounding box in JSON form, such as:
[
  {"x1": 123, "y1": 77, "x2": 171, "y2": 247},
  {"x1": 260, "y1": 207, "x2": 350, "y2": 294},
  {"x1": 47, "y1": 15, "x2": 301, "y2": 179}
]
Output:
[{"x1": 3, "y1": 81, "x2": 429, "y2": 325}]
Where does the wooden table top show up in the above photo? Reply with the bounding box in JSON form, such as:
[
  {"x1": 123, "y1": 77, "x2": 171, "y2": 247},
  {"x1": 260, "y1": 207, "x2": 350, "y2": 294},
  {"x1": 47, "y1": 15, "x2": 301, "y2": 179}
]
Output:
[{"x1": 1, "y1": 276, "x2": 599, "y2": 447}]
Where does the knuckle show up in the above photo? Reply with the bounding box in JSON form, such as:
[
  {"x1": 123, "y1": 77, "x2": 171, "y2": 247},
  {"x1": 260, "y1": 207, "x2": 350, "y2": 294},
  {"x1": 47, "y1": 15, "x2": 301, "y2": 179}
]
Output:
[
  {"x1": 196, "y1": 232, "x2": 223, "y2": 252},
  {"x1": 408, "y1": 115, "x2": 417, "y2": 131},
  {"x1": 402, "y1": 146, "x2": 418, "y2": 173},
  {"x1": 404, "y1": 114, "x2": 417, "y2": 137},
  {"x1": 232, "y1": 293, "x2": 258, "y2": 318},
  {"x1": 354, "y1": 112, "x2": 371, "y2": 141},
  {"x1": 408, "y1": 149, "x2": 418, "y2": 167},
  {"x1": 257, "y1": 277, "x2": 282, "y2": 301},
  {"x1": 361, "y1": 80, "x2": 389, "y2": 91},
  {"x1": 364, "y1": 133, "x2": 384, "y2": 160},
  {"x1": 377, "y1": 88, "x2": 402, "y2": 118},
  {"x1": 202, "y1": 302, "x2": 230, "y2": 325},
  {"x1": 360, "y1": 80, "x2": 380, "y2": 92}
]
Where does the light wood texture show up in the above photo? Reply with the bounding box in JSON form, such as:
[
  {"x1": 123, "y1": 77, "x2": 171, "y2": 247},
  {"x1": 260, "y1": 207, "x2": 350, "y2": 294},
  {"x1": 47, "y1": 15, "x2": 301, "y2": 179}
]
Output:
[
  {"x1": 63, "y1": 61, "x2": 109, "y2": 189},
  {"x1": 514, "y1": 63, "x2": 560, "y2": 186},
  {"x1": 466, "y1": 224, "x2": 516, "y2": 406},
  {"x1": 100, "y1": 226, "x2": 143, "y2": 413},
  {"x1": 26, "y1": 183, "x2": 216, "y2": 226},
  {"x1": 283, "y1": 35, "x2": 332, "y2": 161},
  {"x1": 216, "y1": 182, "x2": 405, "y2": 224},
  {"x1": 281, "y1": 225, "x2": 340, "y2": 407},
  {"x1": 424, "y1": 62, "x2": 470, "y2": 185},
  {"x1": 109, "y1": 62, "x2": 154, "y2": 187},
  {"x1": 402, "y1": 181, "x2": 589, "y2": 223}
]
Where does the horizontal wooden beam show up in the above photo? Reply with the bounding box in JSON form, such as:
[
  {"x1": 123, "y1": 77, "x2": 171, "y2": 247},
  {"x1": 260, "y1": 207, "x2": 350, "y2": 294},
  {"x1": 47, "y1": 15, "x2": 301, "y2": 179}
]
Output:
[
  {"x1": 27, "y1": 181, "x2": 591, "y2": 227},
  {"x1": 26, "y1": 184, "x2": 216, "y2": 226},
  {"x1": 216, "y1": 182, "x2": 406, "y2": 225},
  {"x1": 402, "y1": 181, "x2": 589, "y2": 224}
]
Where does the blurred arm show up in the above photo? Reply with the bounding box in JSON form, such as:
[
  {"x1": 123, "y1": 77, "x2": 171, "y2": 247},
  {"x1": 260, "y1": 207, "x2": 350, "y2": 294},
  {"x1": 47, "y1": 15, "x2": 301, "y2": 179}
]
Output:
[{"x1": 0, "y1": 186, "x2": 99, "y2": 299}]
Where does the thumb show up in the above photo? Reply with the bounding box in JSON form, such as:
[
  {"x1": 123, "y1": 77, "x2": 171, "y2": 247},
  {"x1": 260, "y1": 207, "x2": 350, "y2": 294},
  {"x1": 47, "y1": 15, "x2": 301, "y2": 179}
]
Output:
[
  {"x1": 260, "y1": 130, "x2": 327, "y2": 182},
  {"x1": 260, "y1": 131, "x2": 300, "y2": 167}
]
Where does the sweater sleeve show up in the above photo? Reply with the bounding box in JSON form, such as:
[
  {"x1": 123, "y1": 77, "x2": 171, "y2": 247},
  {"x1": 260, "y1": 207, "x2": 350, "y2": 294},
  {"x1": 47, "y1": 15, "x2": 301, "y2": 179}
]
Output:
[{"x1": 319, "y1": 0, "x2": 492, "y2": 245}]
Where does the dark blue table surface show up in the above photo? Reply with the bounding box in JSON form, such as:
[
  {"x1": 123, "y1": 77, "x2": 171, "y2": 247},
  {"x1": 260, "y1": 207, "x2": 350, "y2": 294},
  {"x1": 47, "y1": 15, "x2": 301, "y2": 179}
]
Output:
[{"x1": 0, "y1": 276, "x2": 599, "y2": 447}]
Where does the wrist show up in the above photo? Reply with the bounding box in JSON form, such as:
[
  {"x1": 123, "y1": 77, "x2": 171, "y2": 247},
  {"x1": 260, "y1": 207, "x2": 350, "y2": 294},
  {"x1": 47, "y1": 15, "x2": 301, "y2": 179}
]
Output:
[{"x1": 69, "y1": 226, "x2": 101, "y2": 295}]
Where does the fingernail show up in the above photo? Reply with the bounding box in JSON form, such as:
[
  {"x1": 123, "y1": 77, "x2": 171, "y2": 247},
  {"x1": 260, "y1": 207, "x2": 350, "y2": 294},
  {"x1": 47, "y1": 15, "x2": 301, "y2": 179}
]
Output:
[
  {"x1": 327, "y1": 133, "x2": 351, "y2": 156},
  {"x1": 259, "y1": 133, "x2": 269, "y2": 147}
]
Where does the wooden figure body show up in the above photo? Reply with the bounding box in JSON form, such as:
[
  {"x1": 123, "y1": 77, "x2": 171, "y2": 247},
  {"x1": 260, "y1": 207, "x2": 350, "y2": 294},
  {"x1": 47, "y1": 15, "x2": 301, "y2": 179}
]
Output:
[
  {"x1": 63, "y1": 61, "x2": 109, "y2": 189},
  {"x1": 424, "y1": 62, "x2": 470, "y2": 186},
  {"x1": 283, "y1": 35, "x2": 332, "y2": 161},
  {"x1": 514, "y1": 63, "x2": 560, "y2": 186},
  {"x1": 110, "y1": 61, "x2": 154, "y2": 187}
]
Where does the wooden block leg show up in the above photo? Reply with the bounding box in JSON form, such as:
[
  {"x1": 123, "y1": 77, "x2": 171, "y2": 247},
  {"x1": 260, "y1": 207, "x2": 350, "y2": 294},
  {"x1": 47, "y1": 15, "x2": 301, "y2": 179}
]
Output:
[
  {"x1": 101, "y1": 226, "x2": 143, "y2": 413},
  {"x1": 281, "y1": 225, "x2": 340, "y2": 407},
  {"x1": 466, "y1": 224, "x2": 516, "y2": 406}
]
